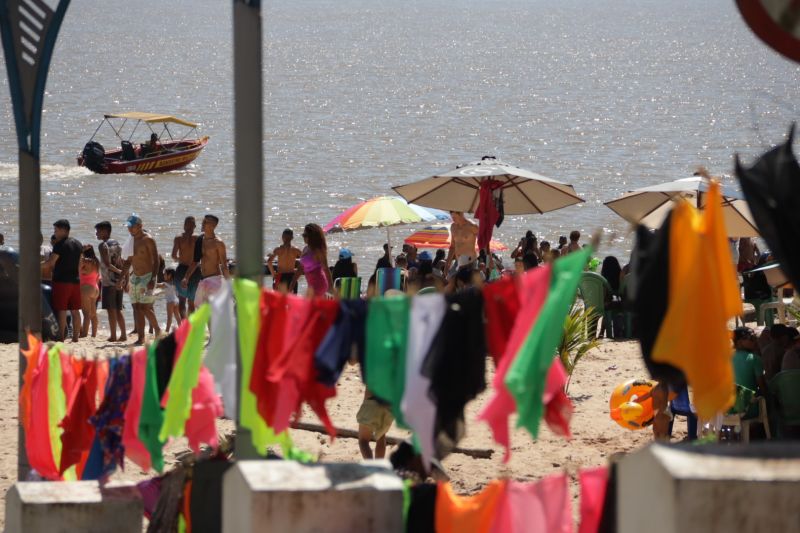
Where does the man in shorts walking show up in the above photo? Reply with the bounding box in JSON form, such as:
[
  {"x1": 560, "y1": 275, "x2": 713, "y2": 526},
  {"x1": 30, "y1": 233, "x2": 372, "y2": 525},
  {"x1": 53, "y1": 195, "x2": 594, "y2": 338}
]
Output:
[
  {"x1": 43, "y1": 219, "x2": 82, "y2": 341},
  {"x1": 95, "y1": 221, "x2": 126, "y2": 342},
  {"x1": 182, "y1": 214, "x2": 230, "y2": 306},
  {"x1": 120, "y1": 215, "x2": 161, "y2": 345},
  {"x1": 171, "y1": 216, "x2": 200, "y2": 318}
]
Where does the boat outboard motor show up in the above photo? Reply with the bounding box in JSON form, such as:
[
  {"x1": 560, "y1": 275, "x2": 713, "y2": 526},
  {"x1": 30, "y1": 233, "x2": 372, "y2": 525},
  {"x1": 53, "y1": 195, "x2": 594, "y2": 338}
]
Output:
[{"x1": 81, "y1": 141, "x2": 106, "y2": 172}]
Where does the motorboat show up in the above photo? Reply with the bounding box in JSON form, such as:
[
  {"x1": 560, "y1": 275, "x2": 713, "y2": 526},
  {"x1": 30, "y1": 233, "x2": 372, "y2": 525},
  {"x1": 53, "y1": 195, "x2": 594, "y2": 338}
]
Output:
[{"x1": 77, "y1": 112, "x2": 208, "y2": 174}]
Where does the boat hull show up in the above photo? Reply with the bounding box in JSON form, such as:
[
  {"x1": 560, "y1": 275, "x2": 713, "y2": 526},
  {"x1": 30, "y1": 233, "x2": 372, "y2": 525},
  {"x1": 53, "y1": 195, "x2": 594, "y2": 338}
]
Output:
[{"x1": 77, "y1": 137, "x2": 209, "y2": 174}]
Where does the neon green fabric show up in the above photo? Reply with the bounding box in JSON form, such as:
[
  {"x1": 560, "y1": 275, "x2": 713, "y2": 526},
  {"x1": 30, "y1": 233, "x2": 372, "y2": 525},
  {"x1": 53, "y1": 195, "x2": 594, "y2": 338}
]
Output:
[
  {"x1": 139, "y1": 342, "x2": 165, "y2": 472},
  {"x1": 233, "y1": 279, "x2": 294, "y2": 455},
  {"x1": 160, "y1": 304, "x2": 211, "y2": 442},
  {"x1": 505, "y1": 247, "x2": 591, "y2": 439},
  {"x1": 47, "y1": 344, "x2": 68, "y2": 480},
  {"x1": 365, "y1": 295, "x2": 410, "y2": 427}
]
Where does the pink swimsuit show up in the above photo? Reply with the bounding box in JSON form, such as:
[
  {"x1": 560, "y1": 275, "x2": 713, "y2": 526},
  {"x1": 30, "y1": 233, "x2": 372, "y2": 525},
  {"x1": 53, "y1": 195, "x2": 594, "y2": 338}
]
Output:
[{"x1": 300, "y1": 249, "x2": 329, "y2": 296}]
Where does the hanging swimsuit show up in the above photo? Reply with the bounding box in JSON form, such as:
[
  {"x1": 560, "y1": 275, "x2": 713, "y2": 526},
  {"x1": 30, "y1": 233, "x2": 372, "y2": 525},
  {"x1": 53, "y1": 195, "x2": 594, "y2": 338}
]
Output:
[{"x1": 300, "y1": 248, "x2": 329, "y2": 296}]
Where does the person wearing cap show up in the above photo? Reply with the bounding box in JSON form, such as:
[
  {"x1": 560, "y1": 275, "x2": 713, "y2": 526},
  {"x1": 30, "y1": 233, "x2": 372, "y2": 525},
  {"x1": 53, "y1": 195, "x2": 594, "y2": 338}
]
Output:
[
  {"x1": 120, "y1": 214, "x2": 162, "y2": 345},
  {"x1": 732, "y1": 327, "x2": 768, "y2": 418},
  {"x1": 267, "y1": 228, "x2": 302, "y2": 293},
  {"x1": 331, "y1": 247, "x2": 358, "y2": 283},
  {"x1": 374, "y1": 243, "x2": 393, "y2": 271},
  {"x1": 42, "y1": 219, "x2": 83, "y2": 341}
]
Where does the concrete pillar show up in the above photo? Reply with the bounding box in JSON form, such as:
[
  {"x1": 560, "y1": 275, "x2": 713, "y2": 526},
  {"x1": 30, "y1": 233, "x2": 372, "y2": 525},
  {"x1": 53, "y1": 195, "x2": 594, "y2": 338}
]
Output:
[
  {"x1": 5, "y1": 481, "x2": 143, "y2": 533},
  {"x1": 223, "y1": 460, "x2": 404, "y2": 533},
  {"x1": 618, "y1": 443, "x2": 800, "y2": 533}
]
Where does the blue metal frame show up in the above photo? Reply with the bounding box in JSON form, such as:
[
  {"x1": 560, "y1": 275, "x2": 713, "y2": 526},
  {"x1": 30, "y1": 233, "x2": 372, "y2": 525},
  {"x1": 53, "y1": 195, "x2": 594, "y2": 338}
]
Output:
[{"x1": 0, "y1": 0, "x2": 71, "y2": 157}]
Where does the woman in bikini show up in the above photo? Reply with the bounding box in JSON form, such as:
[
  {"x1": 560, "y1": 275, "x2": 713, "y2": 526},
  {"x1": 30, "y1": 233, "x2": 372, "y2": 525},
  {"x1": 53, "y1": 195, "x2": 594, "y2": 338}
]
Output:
[
  {"x1": 79, "y1": 245, "x2": 101, "y2": 338},
  {"x1": 290, "y1": 223, "x2": 333, "y2": 297}
]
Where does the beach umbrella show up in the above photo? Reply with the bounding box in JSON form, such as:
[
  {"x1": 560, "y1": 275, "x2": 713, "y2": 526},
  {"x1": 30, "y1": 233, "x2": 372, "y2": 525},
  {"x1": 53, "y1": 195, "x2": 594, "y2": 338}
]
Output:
[
  {"x1": 323, "y1": 195, "x2": 450, "y2": 250},
  {"x1": 604, "y1": 176, "x2": 759, "y2": 237},
  {"x1": 404, "y1": 224, "x2": 508, "y2": 253},
  {"x1": 391, "y1": 156, "x2": 584, "y2": 215}
]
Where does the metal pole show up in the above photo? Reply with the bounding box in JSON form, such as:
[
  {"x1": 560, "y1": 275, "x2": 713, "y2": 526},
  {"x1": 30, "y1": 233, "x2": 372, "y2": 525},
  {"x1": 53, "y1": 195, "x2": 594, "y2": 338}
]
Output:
[
  {"x1": 233, "y1": 0, "x2": 263, "y2": 459},
  {"x1": 17, "y1": 149, "x2": 40, "y2": 479}
]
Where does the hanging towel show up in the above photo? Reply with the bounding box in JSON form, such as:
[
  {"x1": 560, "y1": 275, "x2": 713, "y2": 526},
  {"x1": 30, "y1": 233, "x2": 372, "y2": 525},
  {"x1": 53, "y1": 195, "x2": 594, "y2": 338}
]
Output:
[
  {"x1": 184, "y1": 366, "x2": 224, "y2": 454},
  {"x1": 89, "y1": 354, "x2": 132, "y2": 478},
  {"x1": 60, "y1": 358, "x2": 98, "y2": 476},
  {"x1": 505, "y1": 247, "x2": 590, "y2": 440},
  {"x1": 490, "y1": 474, "x2": 573, "y2": 533},
  {"x1": 27, "y1": 343, "x2": 60, "y2": 480},
  {"x1": 123, "y1": 347, "x2": 153, "y2": 471},
  {"x1": 478, "y1": 265, "x2": 551, "y2": 461},
  {"x1": 475, "y1": 179, "x2": 505, "y2": 251},
  {"x1": 482, "y1": 275, "x2": 521, "y2": 363},
  {"x1": 401, "y1": 294, "x2": 447, "y2": 470},
  {"x1": 543, "y1": 358, "x2": 573, "y2": 439},
  {"x1": 435, "y1": 480, "x2": 506, "y2": 533},
  {"x1": 366, "y1": 295, "x2": 411, "y2": 427},
  {"x1": 407, "y1": 483, "x2": 437, "y2": 533},
  {"x1": 206, "y1": 278, "x2": 238, "y2": 419},
  {"x1": 139, "y1": 343, "x2": 166, "y2": 472},
  {"x1": 651, "y1": 182, "x2": 741, "y2": 419},
  {"x1": 160, "y1": 304, "x2": 211, "y2": 443},
  {"x1": 314, "y1": 299, "x2": 368, "y2": 386},
  {"x1": 578, "y1": 467, "x2": 609, "y2": 533},
  {"x1": 46, "y1": 344, "x2": 68, "y2": 479}
]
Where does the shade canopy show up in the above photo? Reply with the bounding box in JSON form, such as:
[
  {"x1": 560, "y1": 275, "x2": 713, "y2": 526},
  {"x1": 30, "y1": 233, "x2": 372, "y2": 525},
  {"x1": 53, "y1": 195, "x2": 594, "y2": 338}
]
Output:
[
  {"x1": 604, "y1": 176, "x2": 759, "y2": 237},
  {"x1": 392, "y1": 157, "x2": 584, "y2": 215},
  {"x1": 323, "y1": 195, "x2": 450, "y2": 233},
  {"x1": 104, "y1": 112, "x2": 197, "y2": 128},
  {"x1": 404, "y1": 224, "x2": 508, "y2": 253}
]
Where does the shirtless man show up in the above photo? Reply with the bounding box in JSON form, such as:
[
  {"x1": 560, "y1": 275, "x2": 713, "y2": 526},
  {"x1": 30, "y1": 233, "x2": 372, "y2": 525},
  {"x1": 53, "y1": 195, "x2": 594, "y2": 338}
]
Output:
[
  {"x1": 445, "y1": 211, "x2": 479, "y2": 277},
  {"x1": 171, "y1": 216, "x2": 199, "y2": 317},
  {"x1": 566, "y1": 230, "x2": 581, "y2": 254},
  {"x1": 119, "y1": 215, "x2": 161, "y2": 345},
  {"x1": 183, "y1": 214, "x2": 230, "y2": 306},
  {"x1": 267, "y1": 228, "x2": 301, "y2": 293}
]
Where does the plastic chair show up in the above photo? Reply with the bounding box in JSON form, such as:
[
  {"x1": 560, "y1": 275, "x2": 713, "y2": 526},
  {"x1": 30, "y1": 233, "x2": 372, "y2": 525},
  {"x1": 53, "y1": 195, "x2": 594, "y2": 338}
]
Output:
[
  {"x1": 720, "y1": 385, "x2": 771, "y2": 443},
  {"x1": 416, "y1": 286, "x2": 437, "y2": 295},
  {"x1": 333, "y1": 277, "x2": 361, "y2": 300},
  {"x1": 578, "y1": 272, "x2": 613, "y2": 338},
  {"x1": 768, "y1": 370, "x2": 800, "y2": 439},
  {"x1": 376, "y1": 268, "x2": 405, "y2": 296},
  {"x1": 668, "y1": 386, "x2": 697, "y2": 440}
]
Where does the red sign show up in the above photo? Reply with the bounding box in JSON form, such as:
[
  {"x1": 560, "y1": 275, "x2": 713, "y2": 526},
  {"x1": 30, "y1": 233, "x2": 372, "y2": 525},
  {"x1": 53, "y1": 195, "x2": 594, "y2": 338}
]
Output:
[{"x1": 737, "y1": 0, "x2": 800, "y2": 62}]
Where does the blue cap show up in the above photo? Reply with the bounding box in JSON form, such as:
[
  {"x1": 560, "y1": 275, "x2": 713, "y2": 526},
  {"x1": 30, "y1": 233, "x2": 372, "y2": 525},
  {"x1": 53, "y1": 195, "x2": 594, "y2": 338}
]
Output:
[
  {"x1": 418, "y1": 250, "x2": 432, "y2": 261},
  {"x1": 125, "y1": 214, "x2": 142, "y2": 227},
  {"x1": 339, "y1": 247, "x2": 352, "y2": 259}
]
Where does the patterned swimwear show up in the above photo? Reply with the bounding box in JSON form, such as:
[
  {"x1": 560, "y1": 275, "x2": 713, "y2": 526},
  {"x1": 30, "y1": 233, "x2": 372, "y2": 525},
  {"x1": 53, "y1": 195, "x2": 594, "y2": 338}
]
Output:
[
  {"x1": 130, "y1": 272, "x2": 156, "y2": 304},
  {"x1": 89, "y1": 355, "x2": 132, "y2": 478}
]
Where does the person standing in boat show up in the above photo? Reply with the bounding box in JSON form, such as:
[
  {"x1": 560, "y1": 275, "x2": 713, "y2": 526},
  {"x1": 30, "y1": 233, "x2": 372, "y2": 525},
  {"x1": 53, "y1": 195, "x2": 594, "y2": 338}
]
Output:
[
  {"x1": 171, "y1": 216, "x2": 200, "y2": 318},
  {"x1": 290, "y1": 223, "x2": 333, "y2": 297},
  {"x1": 183, "y1": 214, "x2": 230, "y2": 306}
]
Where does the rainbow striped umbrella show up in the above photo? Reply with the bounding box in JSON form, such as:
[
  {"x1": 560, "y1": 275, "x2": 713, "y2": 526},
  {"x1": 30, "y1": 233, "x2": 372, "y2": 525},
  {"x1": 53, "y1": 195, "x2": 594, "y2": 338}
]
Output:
[
  {"x1": 404, "y1": 224, "x2": 508, "y2": 253},
  {"x1": 324, "y1": 196, "x2": 450, "y2": 233}
]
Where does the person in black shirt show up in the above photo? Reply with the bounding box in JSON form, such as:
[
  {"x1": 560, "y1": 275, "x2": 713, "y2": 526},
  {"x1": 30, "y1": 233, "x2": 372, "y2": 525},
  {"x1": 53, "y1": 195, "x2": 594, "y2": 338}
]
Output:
[
  {"x1": 375, "y1": 243, "x2": 393, "y2": 271},
  {"x1": 331, "y1": 247, "x2": 358, "y2": 282},
  {"x1": 43, "y1": 219, "x2": 83, "y2": 341}
]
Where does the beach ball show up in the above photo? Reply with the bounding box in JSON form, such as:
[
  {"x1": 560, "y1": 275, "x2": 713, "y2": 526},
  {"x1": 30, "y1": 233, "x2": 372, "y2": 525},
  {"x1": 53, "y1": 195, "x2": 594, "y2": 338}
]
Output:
[{"x1": 609, "y1": 379, "x2": 657, "y2": 430}]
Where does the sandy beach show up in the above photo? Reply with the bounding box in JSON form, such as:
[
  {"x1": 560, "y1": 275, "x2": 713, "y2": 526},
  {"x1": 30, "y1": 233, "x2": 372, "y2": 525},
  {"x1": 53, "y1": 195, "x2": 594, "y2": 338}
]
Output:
[{"x1": 0, "y1": 331, "x2": 665, "y2": 529}]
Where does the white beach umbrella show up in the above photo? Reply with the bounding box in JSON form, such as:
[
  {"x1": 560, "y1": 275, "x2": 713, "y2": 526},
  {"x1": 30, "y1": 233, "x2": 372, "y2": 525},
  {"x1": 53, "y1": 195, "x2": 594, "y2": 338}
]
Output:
[
  {"x1": 391, "y1": 156, "x2": 584, "y2": 215},
  {"x1": 604, "y1": 176, "x2": 759, "y2": 237}
]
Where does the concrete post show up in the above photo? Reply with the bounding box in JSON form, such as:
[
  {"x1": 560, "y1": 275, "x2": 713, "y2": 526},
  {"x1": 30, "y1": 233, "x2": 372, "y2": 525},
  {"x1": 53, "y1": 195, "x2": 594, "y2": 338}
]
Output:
[
  {"x1": 618, "y1": 443, "x2": 800, "y2": 533},
  {"x1": 5, "y1": 481, "x2": 143, "y2": 533},
  {"x1": 222, "y1": 461, "x2": 404, "y2": 533}
]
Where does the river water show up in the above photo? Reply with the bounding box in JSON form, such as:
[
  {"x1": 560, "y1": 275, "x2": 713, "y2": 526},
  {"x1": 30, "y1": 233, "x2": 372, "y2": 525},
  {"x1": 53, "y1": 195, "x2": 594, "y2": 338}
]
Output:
[{"x1": 1, "y1": 0, "x2": 799, "y2": 268}]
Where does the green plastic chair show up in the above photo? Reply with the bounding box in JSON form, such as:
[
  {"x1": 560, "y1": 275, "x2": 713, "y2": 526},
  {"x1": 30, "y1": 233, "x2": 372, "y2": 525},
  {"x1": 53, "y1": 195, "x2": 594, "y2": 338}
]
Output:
[
  {"x1": 768, "y1": 370, "x2": 800, "y2": 438},
  {"x1": 416, "y1": 286, "x2": 437, "y2": 295},
  {"x1": 578, "y1": 272, "x2": 613, "y2": 338},
  {"x1": 333, "y1": 277, "x2": 361, "y2": 300}
]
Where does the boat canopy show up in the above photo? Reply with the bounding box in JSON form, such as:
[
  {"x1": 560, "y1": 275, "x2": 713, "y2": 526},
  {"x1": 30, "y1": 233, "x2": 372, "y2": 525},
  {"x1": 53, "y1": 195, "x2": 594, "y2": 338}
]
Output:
[{"x1": 103, "y1": 112, "x2": 197, "y2": 128}]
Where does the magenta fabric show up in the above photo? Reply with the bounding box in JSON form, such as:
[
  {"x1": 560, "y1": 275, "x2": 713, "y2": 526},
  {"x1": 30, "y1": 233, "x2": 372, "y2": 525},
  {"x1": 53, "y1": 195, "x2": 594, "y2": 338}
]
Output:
[
  {"x1": 474, "y1": 179, "x2": 504, "y2": 251},
  {"x1": 578, "y1": 467, "x2": 608, "y2": 533},
  {"x1": 477, "y1": 265, "x2": 552, "y2": 461},
  {"x1": 122, "y1": 348, "x2": 151, "y2": 471},
  {"x1": 542, "y1": 358, "x2": 574, "y2": 439},
  {"x1": 184, "y1": 366, "x2": 224, "y2": 453},
  {"x1": 490, "y1": 473, "x2": 574, "y2": 533}
]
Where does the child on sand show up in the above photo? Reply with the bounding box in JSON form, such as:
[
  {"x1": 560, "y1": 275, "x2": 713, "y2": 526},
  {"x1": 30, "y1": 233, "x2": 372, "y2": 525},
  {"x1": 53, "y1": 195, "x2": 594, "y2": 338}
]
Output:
[
  {"x1": 357, "y1": 389, "x2": 394, "y2": 459},
  {"x1": 160, "y1": 267, "x2": 181, "y2": 332},
  {"x1": 79, "y1": 245, "x2": 100, "y2": 338}
]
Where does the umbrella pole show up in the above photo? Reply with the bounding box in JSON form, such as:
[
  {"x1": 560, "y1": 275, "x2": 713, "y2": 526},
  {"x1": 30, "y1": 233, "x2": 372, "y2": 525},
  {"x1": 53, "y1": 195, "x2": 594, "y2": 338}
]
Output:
[{"x1": 386, "y1": 226, "x2": 392, "y2": 264}]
